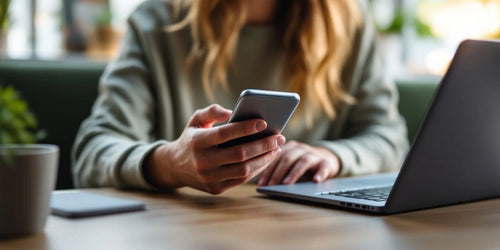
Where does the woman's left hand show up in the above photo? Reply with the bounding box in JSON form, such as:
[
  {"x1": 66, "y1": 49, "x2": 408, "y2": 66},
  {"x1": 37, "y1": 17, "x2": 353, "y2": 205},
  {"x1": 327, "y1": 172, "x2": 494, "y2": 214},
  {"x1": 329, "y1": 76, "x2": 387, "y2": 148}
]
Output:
[{"x1": 258, "y1": 140, "x2": 341, "y2": 186}]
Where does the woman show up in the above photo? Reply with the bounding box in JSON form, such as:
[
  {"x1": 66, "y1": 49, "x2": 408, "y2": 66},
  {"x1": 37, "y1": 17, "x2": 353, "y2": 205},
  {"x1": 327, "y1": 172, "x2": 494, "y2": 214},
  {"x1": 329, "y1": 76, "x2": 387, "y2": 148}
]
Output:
[{"x1": 72, "y1": 0, "x2": 408, "y2": 194}]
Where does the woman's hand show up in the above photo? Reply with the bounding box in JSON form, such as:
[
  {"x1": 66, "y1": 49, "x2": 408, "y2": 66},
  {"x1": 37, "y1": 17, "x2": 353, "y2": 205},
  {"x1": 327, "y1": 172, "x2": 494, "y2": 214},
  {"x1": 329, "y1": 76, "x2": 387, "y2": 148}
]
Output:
[
  {"x1": 144, "y1": 104, "x2": 285, "y2": 194},
  {"x1": 258, "y1": 140, "x2": 340, "y2": 186}
]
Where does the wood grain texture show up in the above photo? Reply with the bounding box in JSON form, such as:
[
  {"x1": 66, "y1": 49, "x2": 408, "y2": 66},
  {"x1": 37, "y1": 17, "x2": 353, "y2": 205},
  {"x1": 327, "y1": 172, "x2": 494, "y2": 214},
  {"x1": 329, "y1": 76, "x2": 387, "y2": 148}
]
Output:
[{"x1": 2, "y1": 185, "x2": 500, "y2": 250}]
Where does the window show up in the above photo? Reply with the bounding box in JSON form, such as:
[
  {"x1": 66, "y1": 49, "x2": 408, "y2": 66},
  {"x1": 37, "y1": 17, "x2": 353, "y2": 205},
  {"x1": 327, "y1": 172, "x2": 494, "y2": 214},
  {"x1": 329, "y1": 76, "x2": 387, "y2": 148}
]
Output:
[
  {"x1": 0, "y1": 0, "x2": 145, "y2": 61},
  {"x1": 1, "y1": 0, "x2": 499, "y2": 78},
  {"x1": 371, "y1": 0, "x2": 500, "y2": 78}
]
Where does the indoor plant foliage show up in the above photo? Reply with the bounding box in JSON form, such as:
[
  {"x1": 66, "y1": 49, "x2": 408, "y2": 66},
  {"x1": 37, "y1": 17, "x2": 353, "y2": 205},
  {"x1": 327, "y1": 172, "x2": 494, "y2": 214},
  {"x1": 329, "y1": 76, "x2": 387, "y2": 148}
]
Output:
[
  {"x1": 0, "y1": 85, "x2": 58, "y2": 238},
  {"x1": 0, "y1": 85, "x2": 45, "y2": 145},
  {"x1": 0, "y1": 85, "x2": 45, "y2": 163}
]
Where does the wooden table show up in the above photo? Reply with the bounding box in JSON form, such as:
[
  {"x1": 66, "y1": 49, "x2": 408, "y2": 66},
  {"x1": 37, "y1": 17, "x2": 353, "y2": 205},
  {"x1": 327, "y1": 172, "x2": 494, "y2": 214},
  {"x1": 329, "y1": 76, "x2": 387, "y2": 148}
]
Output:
[{"x1": 2, "y1": 185, "x2": 500, "y2": 249}]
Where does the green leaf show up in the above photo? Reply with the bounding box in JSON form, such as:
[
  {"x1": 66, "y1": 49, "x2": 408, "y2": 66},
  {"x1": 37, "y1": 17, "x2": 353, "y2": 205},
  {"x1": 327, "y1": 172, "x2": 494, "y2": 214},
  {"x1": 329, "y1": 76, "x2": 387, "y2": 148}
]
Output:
[
  {"x1": 415, "y1": 17, "x2": 434, "y2": 38},
  {"x1": 0, "y1": 84, "x2": 45, "y2": 146},
  {"x1": 383, "y1": 11, "x2": 404, "y2": 34}
]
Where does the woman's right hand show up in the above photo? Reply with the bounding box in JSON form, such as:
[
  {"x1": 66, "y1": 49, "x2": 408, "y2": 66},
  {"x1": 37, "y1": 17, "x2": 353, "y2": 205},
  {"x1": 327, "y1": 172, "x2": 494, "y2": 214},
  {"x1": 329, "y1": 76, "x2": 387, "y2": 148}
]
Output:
[{"x1": 143, "y1": 104, "x2": 285, "y2": 194}]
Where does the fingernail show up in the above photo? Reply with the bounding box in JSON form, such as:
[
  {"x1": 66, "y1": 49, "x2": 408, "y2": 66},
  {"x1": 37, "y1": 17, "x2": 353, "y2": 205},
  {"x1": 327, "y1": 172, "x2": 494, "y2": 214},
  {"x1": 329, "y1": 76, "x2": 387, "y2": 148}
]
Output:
[
  {"x1": 314, "y1": 175, "x2": 322, "y2": 182},
  {"x1": 283, "y1": 176, "x2": 292, "y2": 184},
  {"x1": 256, "y1": 120, "x2": 266, "y2": 131},
  {"x1": 258, "y1": 179, "x2": 265, "y2": 186},
  {"x1": 276, "y1": 136, "x2": 285, "y2": 146}
]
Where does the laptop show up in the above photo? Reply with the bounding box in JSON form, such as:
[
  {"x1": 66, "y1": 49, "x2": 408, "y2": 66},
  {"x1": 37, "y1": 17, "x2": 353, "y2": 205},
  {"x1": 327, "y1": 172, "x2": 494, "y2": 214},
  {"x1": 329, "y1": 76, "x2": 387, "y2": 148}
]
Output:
[{"x1": 257, "y1": 39, "x2": 500, "y2": 214}]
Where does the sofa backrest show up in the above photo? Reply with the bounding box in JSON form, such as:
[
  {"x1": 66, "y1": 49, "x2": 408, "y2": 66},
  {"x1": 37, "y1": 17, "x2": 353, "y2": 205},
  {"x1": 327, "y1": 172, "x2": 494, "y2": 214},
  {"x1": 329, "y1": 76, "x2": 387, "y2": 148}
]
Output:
[
  {"x1": 396, "y1": 80, "x2": 439, "y2": 143},
  {"x1": 0, "y1": 60, "x2": 438, "y2": 189},
  {"x1": 0, "y1": 60, "x2": 104, "y2": 189}
]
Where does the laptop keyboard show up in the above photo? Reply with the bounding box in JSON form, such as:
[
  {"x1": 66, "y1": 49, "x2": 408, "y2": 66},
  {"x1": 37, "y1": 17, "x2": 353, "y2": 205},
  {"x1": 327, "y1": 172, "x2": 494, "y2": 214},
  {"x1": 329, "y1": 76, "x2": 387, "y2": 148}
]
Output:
[{"x1": 325, "y1": 186, "x2": 392, "y2": 202}]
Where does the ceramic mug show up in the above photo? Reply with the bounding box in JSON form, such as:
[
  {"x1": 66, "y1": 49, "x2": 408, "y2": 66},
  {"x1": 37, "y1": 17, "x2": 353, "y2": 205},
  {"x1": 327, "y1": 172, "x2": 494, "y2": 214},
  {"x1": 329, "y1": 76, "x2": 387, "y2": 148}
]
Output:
[{"x1": 0, "y1": 144, "x2": 59, "y2": 238}]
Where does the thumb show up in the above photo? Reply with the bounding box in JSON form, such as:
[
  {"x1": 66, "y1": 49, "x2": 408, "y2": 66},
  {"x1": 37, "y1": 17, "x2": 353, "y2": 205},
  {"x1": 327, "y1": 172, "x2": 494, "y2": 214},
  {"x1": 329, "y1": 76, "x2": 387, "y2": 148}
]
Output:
[{"x1": 188, "y1": 104, "x2": 232, "y2": 128}]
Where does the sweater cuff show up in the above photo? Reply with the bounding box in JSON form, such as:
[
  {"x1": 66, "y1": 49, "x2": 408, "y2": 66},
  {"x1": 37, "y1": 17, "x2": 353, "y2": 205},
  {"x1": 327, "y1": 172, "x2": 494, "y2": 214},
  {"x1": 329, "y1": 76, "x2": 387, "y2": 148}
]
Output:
[
  {"x1": 120, "y1": 140, "x2": 167, "y2": 190},
  {"x1": 313, "y1": 140, "x2": 357, "y2": 177}
]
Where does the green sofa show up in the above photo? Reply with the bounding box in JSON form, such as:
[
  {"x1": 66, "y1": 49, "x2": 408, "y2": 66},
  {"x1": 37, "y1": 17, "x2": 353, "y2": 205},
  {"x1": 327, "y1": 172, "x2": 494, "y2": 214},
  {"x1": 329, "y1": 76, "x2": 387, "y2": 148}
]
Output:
[{"x1": 0, "y1": 59, "x2": 439, "y2": 189}]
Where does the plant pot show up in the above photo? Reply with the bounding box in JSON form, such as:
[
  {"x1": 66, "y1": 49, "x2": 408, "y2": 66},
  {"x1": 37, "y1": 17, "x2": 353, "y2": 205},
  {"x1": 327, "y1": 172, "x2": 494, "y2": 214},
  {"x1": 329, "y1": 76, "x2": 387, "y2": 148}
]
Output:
[{"x1": 0, "y1": 144, "x2": 59, "y2": 238}]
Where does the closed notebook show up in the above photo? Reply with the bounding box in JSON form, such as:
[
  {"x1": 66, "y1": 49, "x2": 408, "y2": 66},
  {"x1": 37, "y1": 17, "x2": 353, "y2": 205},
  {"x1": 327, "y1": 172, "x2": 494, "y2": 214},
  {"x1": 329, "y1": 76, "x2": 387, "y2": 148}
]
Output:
[{"x1": 50, "y1": 191, "x2": 145, "y2": 218}]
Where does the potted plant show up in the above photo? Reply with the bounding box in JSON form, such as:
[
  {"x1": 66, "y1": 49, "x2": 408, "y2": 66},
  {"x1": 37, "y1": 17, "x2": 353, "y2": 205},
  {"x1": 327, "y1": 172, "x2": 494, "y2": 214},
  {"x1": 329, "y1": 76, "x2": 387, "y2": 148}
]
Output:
[
  {"x1": 0, "y1": 85, "x2": 58, "y2": 238},
  {"x1": 87, "y1": 5, "x2": 115, "y2": 59},
  {"x1": 94, "y1": 8, "x2": 113, "y2": 45}
]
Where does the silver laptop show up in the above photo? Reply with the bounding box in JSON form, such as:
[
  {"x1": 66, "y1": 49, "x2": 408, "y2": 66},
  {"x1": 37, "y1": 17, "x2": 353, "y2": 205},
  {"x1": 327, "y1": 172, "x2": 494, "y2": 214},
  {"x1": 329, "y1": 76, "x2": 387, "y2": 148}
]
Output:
[{"x1": 258, "y1": 39, "x2": 500, "y2": 214}]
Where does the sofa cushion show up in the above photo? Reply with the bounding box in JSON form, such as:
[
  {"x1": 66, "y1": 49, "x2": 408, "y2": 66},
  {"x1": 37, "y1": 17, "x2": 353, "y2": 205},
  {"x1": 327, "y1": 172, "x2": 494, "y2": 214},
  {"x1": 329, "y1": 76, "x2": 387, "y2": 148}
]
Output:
[
  {"x1": 396, "y1": 78, "x2": 439, "y2": 144},
  {"x1": 0, "y1": 60, "x2": 104, "y2": 189}
]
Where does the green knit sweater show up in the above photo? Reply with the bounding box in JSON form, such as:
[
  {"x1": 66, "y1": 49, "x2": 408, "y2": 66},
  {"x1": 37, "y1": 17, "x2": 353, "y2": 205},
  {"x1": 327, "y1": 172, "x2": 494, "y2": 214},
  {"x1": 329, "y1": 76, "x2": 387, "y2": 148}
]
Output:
[{"x1": 72, "y1": 1, "x2": 409, "y2": 189}]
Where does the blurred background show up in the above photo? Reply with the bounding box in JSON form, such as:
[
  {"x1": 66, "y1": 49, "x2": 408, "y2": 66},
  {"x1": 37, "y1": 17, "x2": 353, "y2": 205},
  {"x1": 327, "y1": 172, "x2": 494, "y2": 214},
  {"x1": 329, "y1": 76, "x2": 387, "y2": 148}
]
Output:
[{"x1": 1, "y1": 0, "x2": 500, "y2": 79}]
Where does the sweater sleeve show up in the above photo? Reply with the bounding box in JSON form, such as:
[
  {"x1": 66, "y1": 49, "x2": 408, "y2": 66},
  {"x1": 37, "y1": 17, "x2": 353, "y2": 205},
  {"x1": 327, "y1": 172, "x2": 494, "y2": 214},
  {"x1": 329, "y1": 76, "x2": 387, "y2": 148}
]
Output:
[
  {"x1": 71, "y1": 17, "x2": 166, "y2": 189},
  {"x1": 314, "y1": 20, "x2": 410, "y2": 177}
]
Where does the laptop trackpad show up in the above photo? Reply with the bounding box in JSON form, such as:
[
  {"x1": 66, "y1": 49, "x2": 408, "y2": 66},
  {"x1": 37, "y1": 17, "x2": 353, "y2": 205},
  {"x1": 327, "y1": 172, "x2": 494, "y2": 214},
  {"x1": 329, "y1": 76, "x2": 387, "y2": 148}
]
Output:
[
  {"x1": 319, "y1": 172, "x2": 397, "y2": 192},
  {"x1": 346, "y1": 172, "x2": 397, "y2": 187}
]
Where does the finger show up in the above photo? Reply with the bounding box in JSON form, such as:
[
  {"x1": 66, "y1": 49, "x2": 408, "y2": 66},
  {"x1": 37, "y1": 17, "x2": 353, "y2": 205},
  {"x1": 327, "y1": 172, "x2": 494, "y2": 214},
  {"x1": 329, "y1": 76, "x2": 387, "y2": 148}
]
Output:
[
  {"x1": 258, "y1": 161, "x2": 277, "y2": 186},
  {"x1": 200, "y1": 119, "x2": 268, "y2": 147},
  {"x1": 188, "y1": 104, "x2": 232, "y2": 128},
  {"x1": 202, "y1": 149, "x2": 281, "y2": 194},
  {"x1": 313, "y1": 161, "x2": 333, "y2": 183},
  {"x1": 267, "y1": 150, "x2": 303, "y2": 186},
  {"x1": 257, "y1": 144, "x2": 287, "y2": 186},
  {"x1": 218, "y1": 151, "x2": 277, "y2": 193},
  {"x1": 259, "y1": 147, "x2": 285, "y2": 185},
  {"x1": 258, "y1": 143, "x2": 295, "y2": 186},
  {"x1": 283, "y1": 155, "x2": 322, "y2": 184},
  {"x1": 203, "y1": 148, "x2": 281, "y2": 183},
  {"x1": 212, "y1": 178, "x2": 247, "y2": 195},
  {"x1": 210, "y1": 134, "x2": 285, "y2": 166}
]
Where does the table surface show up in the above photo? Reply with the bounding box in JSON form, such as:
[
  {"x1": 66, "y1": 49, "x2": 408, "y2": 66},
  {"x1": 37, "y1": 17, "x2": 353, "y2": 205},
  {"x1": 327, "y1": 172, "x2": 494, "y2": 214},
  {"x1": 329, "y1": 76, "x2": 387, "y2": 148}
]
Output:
[{"x1": 2, "y1": 185, "x2": 500, "y2": 250}]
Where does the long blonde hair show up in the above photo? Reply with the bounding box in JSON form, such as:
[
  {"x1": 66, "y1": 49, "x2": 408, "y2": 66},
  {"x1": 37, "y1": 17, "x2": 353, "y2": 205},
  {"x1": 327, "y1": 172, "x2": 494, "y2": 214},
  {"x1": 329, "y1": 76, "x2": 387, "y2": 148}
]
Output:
[{"x1": 168, "y1": 0, "x2": 363, "y2": 122}]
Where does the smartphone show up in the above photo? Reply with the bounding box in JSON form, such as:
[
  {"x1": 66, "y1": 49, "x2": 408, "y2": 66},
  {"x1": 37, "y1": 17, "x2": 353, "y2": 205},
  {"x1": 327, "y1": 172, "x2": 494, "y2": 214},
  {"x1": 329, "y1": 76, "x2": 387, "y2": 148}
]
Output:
[
  {"x1": 50, "y1": 191, "x2": 145, "y2": 218},
  {"x1": 218, "y1": 89, "x2": 300, "y2": 147}
]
